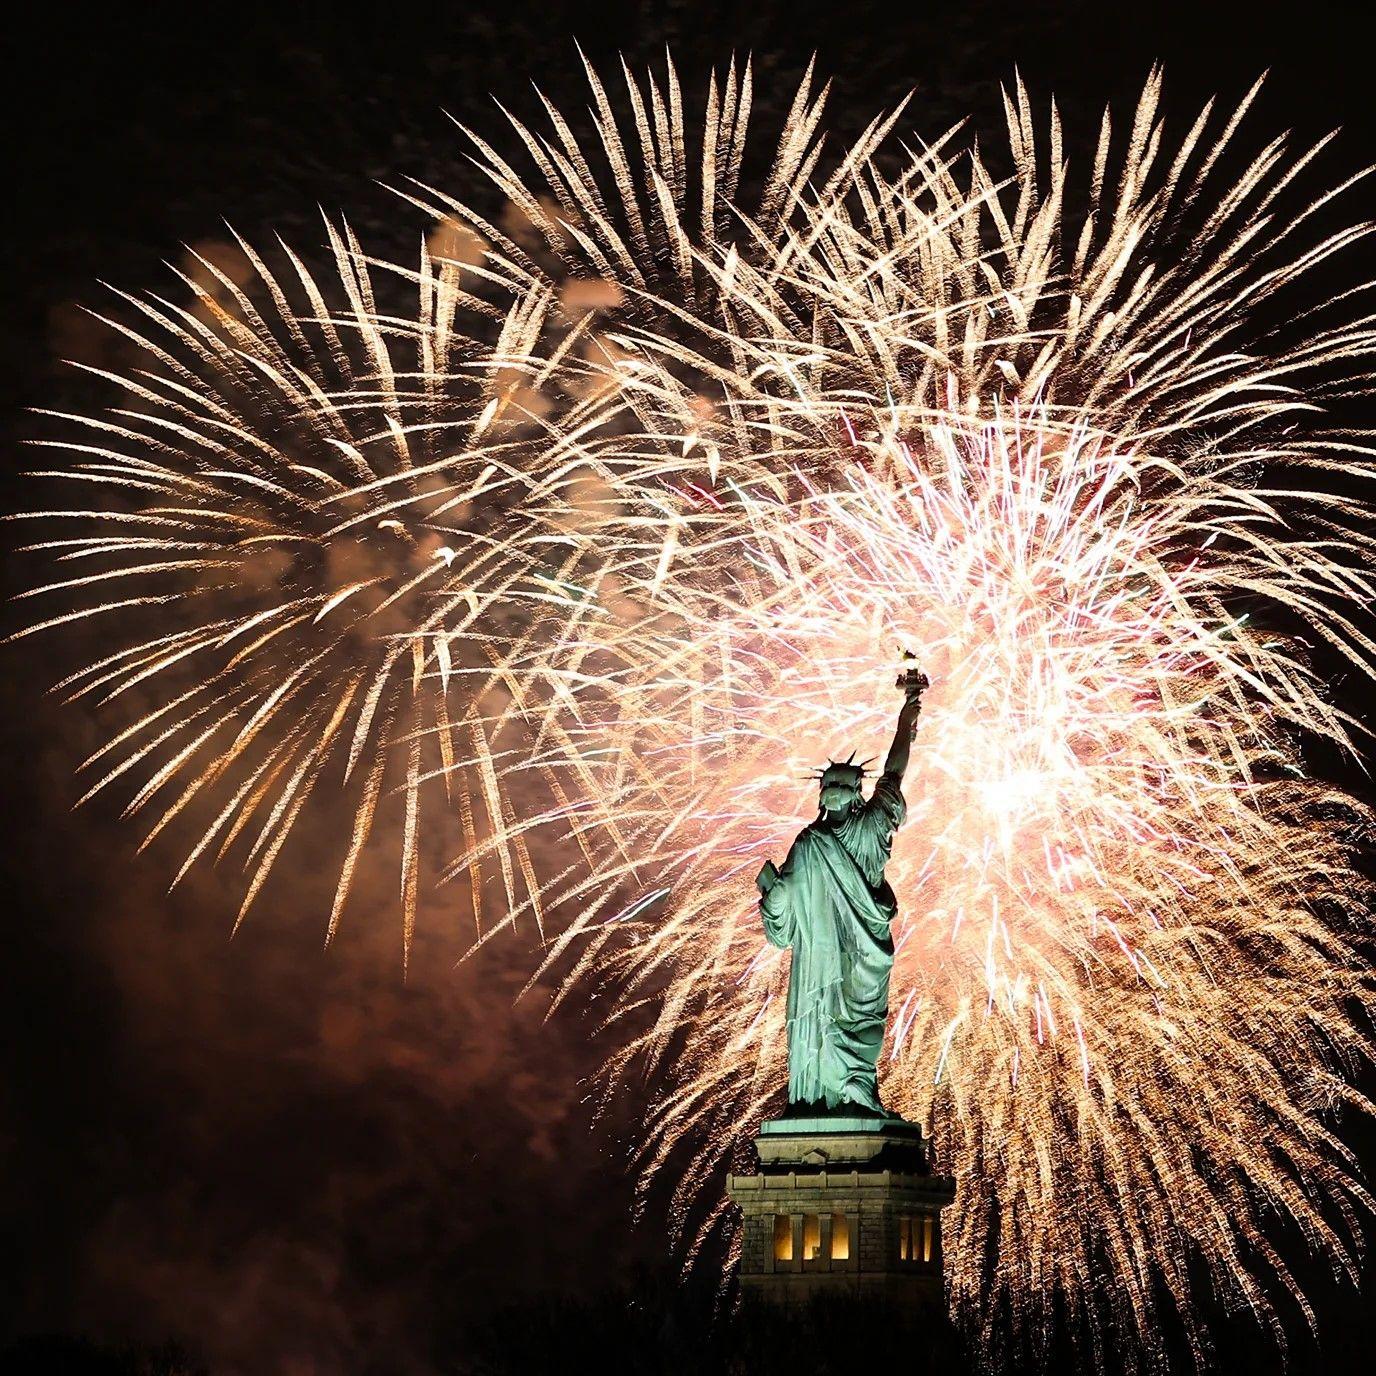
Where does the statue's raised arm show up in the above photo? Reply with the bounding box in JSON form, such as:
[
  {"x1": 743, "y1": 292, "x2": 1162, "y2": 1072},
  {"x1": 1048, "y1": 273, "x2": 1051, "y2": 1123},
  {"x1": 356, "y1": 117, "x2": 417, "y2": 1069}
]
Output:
[{"x1": 882, "y1": 656, "x2": 929, "y2": 784}]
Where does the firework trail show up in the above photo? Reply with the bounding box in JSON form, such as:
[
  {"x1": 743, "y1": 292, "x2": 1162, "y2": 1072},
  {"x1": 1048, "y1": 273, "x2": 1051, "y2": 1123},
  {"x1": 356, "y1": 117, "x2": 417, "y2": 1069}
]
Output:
[{"x1": 12, "y1": 57, "x2": 1376, "y2": 1368}]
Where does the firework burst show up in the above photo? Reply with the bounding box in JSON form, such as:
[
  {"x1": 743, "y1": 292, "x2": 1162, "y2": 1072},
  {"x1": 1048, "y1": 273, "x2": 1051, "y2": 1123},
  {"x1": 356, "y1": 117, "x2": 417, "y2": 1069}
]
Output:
[
  {"x1": 529, "y1": 411, "x2": 1376, "y2": 1365},
  {"x1": 439, "y1": 65, "x2": 1376, "y2": 1364},
  {"x1": 8, "y1": 223, "x2": 595, "y2": 952},
  {"x1": 9, "y1": 58, "x2": 861, "y2": 955}
]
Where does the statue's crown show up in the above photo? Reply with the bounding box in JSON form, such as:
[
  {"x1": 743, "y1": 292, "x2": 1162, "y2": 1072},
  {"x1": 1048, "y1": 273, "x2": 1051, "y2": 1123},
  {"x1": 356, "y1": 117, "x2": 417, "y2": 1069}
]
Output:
[{"x1": 815, "y1": 753, "x2": 869, "y2": 790}]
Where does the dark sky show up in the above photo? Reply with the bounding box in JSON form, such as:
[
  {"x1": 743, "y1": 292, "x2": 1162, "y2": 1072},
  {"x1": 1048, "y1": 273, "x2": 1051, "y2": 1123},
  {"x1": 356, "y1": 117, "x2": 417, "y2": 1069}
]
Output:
[{"x1": 3, "y1": 3, "x2": 1375, "y2": 1373}]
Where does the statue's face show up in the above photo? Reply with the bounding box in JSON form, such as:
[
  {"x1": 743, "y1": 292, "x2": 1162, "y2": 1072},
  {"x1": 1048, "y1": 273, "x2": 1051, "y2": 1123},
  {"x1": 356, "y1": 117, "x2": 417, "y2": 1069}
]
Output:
[
  {"x1": 819, "y1": 782, "x2": 860, "y2": 812},
  {"x1": 818, "y1": 762, "x2": 864, "y2": 813}
]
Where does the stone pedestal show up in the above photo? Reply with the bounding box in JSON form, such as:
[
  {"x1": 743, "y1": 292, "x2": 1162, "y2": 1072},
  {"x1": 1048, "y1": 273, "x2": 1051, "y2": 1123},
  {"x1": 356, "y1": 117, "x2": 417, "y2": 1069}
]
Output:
[{"x1": 727, "y1": 1114, "x2": 954, "y2": 1305}]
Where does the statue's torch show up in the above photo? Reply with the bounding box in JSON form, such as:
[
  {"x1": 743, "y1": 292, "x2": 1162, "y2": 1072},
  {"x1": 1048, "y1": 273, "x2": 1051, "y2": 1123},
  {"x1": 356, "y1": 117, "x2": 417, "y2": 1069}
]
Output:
[{"x1": 895, "y1": 650, "x2": 930, "y2": 701}]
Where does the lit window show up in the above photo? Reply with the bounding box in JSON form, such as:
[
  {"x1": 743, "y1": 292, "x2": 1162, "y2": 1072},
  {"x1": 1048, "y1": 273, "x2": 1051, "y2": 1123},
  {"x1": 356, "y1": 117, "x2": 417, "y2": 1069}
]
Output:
[
  {"x1": 802, "y1": 1214, "x2": 821, "y2": 1261},
  {"x1": 922, "y1": 1215, "x2": 934, "y2": 1263},
  {"x1": 831, "y1": 1213, "x2": 850, "y2": 1261},
  {"x1": 773, "y1": 1214, "x2": 793, "y2": 1261},
  {"x1": 898, "y1": 1215, "x2": 911, "y2": 1261}
]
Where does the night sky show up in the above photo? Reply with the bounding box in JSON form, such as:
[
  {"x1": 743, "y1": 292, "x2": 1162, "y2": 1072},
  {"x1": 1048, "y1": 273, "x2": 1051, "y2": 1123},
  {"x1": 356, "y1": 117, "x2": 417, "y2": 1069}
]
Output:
[{"x1": 3, "y1": 4, "x2": 1375, "y2": 1373}]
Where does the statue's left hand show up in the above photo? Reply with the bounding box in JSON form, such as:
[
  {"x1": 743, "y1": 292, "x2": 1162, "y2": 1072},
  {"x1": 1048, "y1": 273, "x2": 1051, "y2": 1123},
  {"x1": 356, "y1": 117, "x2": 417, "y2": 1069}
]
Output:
[{"x1": 755, "y1": 860, "x2": 779, "y2": 894}]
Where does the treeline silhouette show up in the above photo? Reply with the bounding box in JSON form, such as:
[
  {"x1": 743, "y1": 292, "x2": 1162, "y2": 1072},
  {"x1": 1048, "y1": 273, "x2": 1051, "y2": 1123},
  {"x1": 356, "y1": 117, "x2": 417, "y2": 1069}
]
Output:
[{"x1": 1, "y1": 1282, "x2": 971, "y2": 1375}]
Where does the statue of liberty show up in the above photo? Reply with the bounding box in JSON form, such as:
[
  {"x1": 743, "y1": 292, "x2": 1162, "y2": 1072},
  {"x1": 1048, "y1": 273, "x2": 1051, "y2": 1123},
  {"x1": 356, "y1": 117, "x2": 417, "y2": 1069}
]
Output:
[{"x1": 755, "y1": 661, "x2": 928, "y2": 1116}]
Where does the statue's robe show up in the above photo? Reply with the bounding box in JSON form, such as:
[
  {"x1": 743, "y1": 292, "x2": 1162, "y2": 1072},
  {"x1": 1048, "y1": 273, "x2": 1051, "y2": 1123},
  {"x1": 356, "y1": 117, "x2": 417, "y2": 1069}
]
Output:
[{"x1": 760, "y1": 773, "x2": 906, "y2": 1113}]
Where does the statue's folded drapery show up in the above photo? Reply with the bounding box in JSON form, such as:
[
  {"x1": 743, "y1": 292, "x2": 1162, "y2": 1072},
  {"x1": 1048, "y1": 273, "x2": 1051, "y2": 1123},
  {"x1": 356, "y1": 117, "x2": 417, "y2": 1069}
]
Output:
[{"x1": 760, "y1": 773, "x2": 905, "y2": 1112}]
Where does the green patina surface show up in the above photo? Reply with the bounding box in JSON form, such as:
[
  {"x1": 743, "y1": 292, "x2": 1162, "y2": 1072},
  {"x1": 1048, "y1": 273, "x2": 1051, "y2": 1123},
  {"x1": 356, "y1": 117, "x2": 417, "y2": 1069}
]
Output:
[
  {"x1": 759, "y1": 1115, "x2": 919, "y2": 1137},
  {"x1": 756, "y1": 668, "x2": 926, "y2": 1114}
]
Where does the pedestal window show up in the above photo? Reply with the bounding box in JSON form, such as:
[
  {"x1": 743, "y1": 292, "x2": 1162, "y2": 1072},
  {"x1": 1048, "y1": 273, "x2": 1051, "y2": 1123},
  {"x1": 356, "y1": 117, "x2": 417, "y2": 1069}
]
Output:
[
  {"x1": 830, "y1": 1212, "x2": 850, "y2": 1260},
  {"x1": 773, "y1": 1214, "x2": 793, "y2": 1262}
]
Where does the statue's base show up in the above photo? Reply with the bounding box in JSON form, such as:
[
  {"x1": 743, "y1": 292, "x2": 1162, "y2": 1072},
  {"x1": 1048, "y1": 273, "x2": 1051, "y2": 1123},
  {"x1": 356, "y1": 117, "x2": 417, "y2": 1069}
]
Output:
[
  {"x1": 727, "y1": 1111, "x2": 954, "y2": 1306},
  {"x1": 757, "y1": 1110, "x2": 926, "y2": 1168}
]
